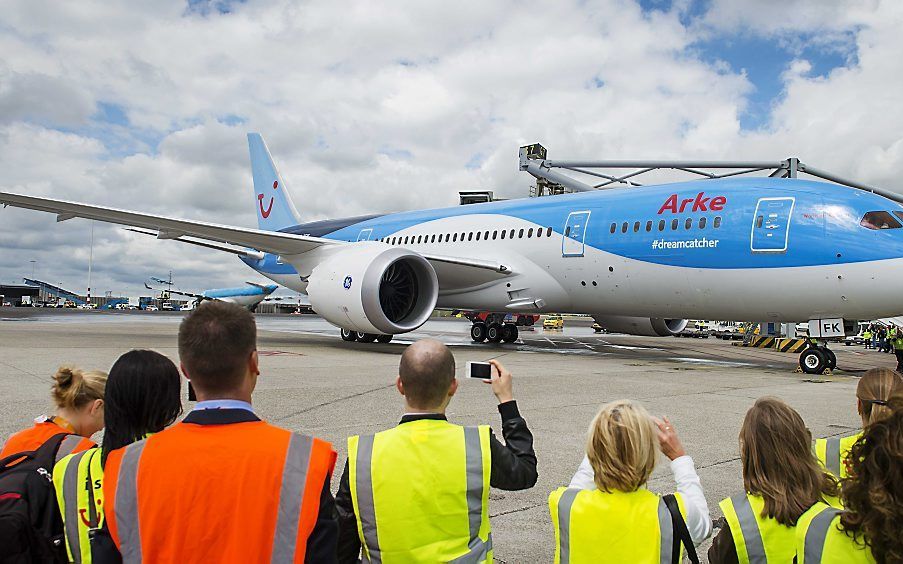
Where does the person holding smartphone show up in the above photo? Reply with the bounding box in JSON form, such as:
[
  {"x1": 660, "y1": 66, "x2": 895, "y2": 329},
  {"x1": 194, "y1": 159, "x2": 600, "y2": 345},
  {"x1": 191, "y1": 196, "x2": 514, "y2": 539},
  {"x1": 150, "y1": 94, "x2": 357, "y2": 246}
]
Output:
[{"x1": 334, "y1": 339, "x2": 538, "y2": 563}]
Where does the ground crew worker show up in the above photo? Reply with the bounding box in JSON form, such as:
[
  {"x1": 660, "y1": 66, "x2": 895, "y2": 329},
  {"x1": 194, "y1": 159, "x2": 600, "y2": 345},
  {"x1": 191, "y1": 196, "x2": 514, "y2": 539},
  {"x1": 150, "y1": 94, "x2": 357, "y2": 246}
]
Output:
[
  {"x1": 335, "y1": 339, "x2": 538, "y2": 563},
  {"x1": 708, "y1": 397, "x2": 839, "y2": 563},
  {"x1": 1, "y1": 365, "x2": 106, "y2": 464},
  {"x1": 862, "y1": 327, "x2": 872, "y2": 349},
  {"x1": 893, "y1": 326, "x2": 903, "y2": 371},
  {"x1": 553, "y1": 400, "x2": 711, "y2": 563},
  {"x1": 796, "y1": 392, "x2": 903, "y2": 563},
  {"x1": 53, "y1": 350, "x2": 182, "y2": 564},
  {"x1": 102, "y1": 302, "x2": 338, "y2": 563},
  {"x1": 814, "y1": 367, "x2": 902, "y2": 478}
]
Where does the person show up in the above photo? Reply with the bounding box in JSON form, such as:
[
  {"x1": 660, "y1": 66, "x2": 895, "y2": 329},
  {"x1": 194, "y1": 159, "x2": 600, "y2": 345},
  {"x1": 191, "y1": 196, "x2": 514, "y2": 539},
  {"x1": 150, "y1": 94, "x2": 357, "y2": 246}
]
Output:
[
  {"x1": 814, "y1": 367, "x2": 902, "y2": 478},
  {"x1": 893, "y1": 326, "x2": 903, "y2": 371},
  {"x1": 335, "y1": 339, "x2": 537, "y2": 563},
  {"x1": 53, "y1": 350, "x2": 183, "y2": 564},
  {"x1": 1, "y1": 365, "x2": 106, "y2": 463},
  {"x1": 862, "y1": 326, "x2": 872, "y2": 349},
  {"x1": 552, "y1": 400, "x2": 711, "y2": 563},
  {"x1": 709, "y1": 397, "x2": 839, "y2": 563},
  {"x1": 102, "y1": 301, "x2": 338, "y2": 562},
  {"x1": 796, "y1": 392, "x2": 903, "y2": 563}
]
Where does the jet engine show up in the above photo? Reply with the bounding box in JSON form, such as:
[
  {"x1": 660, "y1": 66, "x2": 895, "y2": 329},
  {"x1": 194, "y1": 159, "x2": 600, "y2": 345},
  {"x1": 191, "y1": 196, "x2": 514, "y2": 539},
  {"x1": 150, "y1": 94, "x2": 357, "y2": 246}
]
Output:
[
  {"x1": 306, "y1": 243, "x2": 439, "y2": 335},
  {"x1": 592, "y1": 315, "x2": 688, "y2": 337}
]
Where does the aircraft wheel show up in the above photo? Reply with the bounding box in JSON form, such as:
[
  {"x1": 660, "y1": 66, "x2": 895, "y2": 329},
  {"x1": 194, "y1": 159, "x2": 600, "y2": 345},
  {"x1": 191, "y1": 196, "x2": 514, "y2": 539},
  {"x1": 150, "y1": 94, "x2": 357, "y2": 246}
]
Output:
[
  {"x1": 487, "y1": 323, "x2": 503, "y2": 343},
  {"x1": 376, "y1": 334, "x2": 393, "y2": 344},
  {"x1": 502, "y1": 324, "x2": 518, "y2": 343},
  {"x1": 800, "y1": 348, "x2": 828, "y2": 375},
  {"x1": 358, "y1": 333, "x2": 377, "y2": 343},
  {"x1": 470, "y1": 323, "x2": 487, "y2": 343},
  {"x1": 341, "y1": 328, "x2": 358, "y2": 342},
  {"x1": 825, "y1": 348, "x2": 837, "y2": 370}
]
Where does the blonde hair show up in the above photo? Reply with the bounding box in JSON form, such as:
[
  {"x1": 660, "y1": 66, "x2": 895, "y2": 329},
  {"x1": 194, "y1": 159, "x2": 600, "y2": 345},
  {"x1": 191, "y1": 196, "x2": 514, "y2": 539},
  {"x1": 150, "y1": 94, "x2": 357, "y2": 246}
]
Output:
[
  {"x1": 586, "y1": 399, "x2": 657, "y2": 492},
  {"x1": 51, "y1": 365, "x2": 107, "y2": 410},
  {"x1": 857, "y1": 368, "x2": 903, "y2": 427}
]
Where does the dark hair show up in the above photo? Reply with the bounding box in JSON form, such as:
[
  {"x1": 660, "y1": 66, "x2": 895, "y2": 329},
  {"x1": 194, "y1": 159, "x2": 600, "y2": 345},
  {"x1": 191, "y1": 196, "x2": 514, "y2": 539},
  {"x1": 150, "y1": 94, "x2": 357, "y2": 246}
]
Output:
[
  {"x1": 840, "y1": 392, "x2": 903, "y2": 563},
  {"x1": 739, "y1": 397, "x2": 838, "y2": 526},
  {"x1": 398, "y1": 339, "x2": 455, "y2": 409},
  {"x1": 178, "y1": 301, "x2": 257, "y2": 395},
  {"x1": 101, "y1": 350, "x2": 182, "y2": 461}
]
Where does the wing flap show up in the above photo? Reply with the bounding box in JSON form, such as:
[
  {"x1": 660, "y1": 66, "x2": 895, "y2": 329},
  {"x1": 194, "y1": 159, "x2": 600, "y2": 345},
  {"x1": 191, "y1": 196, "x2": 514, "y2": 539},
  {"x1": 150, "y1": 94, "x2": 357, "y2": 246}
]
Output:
[{"x1": 1, "y1": 192, "x2": 338, "y2": 256}]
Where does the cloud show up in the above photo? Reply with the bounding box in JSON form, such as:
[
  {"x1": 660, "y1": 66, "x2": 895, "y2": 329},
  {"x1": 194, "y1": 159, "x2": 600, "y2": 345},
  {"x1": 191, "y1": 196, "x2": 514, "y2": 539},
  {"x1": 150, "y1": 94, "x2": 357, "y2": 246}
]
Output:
[{"x1": 0, "y1": 0, "x2": 901, "y2": 296}]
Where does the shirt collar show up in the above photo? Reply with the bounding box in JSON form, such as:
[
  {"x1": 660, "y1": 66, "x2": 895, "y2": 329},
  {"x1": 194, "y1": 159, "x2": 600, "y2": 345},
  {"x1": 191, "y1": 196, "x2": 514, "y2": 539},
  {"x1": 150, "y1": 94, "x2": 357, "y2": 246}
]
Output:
[{"x1": 193, "y1": 399, "x2": 254, "y2": 413}]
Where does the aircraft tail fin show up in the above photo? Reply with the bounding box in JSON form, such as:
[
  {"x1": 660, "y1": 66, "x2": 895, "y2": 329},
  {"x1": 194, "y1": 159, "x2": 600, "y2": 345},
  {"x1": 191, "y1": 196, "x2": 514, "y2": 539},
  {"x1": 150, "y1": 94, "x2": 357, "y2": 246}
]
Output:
[{"x1": 248, "y1": 133, "x2": 302, "y2": 232}]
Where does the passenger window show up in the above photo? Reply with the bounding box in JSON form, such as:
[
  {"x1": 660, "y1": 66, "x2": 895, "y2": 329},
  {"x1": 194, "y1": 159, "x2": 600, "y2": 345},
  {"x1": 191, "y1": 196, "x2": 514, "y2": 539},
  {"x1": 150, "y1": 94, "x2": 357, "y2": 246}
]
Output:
[
  {"x1": 698, "y1": 217, "x2": 706, "y2": 229},
  {"x1": 685, "y1": 218, "x2": 692, "y2": 230},
  {"x1": 645, "y1": 220, "x2": 652, "y2": 232},
  {"x1": 535, "y1": 228, "x2": 541, "y2": 238},
  {"x1": 671, "y1": 219, "x2": 678, "y2": 230},
  {"x1": 755, "y1": 215, "x2": 763, "y2": 229},
  {"x1": 546, "y1": 227, "x2": 552, "y2": 237},
  {"x1": 621, "y1": 222, "x2": 628, "y2": 233},
  {"x1": 658, "y1": 220, "x2": 665, "y2": 231},
  {"x1": 476, "y1": 232, "x2": 482, "y2": 241},
  {"x1": 528, "y1": 228, "x2": 534, "y2": 237},
  {"x1": 453, "y1": 233, "x2": 458, "y2": 242},
  {"x1": 484, "y1": 231, "x2": 490, "y2": 240},
  {"x1": 519, "y1": 229, "x2": 525, "y2": 238},
  {"x1": 633, "y1": 221, "x2": 640, "y2": 233},
  {"x1": 500, "y1": 230, "x2": 506, "y2": 239},
  {"x1": 714, "y1": 216, "x2": 722, "y2": 228},
  {"x1": 404, "y1": 236, "x2": 409, "y2": 244},
  {"x1": 468, "y1": 232, "x2": 473, "y2": 241},
  {"x1": 492, "y1": 230, "x2": 498, "y2": 240},
  {"x1": 860, "y1": 211, "x2": 902, "y2": 230},
  {"x1": 508, "y1": 229, "x2": 514, "y2": 239},
  {"x1": 610, "y1": 223, "x2": 616, "y2": 234}
]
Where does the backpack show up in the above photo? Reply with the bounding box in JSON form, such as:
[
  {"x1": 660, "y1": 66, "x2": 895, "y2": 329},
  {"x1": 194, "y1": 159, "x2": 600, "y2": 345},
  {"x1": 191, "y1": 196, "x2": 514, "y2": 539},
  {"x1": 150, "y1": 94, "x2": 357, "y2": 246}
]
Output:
[{"x1": 0, "y1": 433, "x2": 68, "y2": 563}]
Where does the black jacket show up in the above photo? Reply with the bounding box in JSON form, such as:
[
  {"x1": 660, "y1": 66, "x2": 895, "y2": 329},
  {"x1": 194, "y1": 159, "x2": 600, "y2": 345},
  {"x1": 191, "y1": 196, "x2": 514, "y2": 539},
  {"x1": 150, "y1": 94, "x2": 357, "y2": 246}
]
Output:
[
  {"x1": 334, "y1": 400, "x2": 538, "y2": 563},
  {"x1": 91, "y1": 408, "x2": 338, "y2": 564}
]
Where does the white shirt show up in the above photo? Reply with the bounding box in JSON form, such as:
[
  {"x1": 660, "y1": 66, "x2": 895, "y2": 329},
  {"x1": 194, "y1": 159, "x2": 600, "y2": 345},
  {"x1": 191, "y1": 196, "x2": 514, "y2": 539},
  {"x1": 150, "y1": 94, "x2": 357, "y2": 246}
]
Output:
[{"x1": 568, "y1": 455, "x2": 712, "y2": 545}]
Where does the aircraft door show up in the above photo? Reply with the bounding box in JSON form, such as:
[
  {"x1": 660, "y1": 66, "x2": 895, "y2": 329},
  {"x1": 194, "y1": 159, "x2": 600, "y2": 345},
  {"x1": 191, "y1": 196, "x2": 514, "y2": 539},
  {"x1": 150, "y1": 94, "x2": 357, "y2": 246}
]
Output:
[
  {"x1": 751, "y1": 197, "x2": 794, "y2": 253},
  {"x1": 356, "y1": 228, "x2": 373, "y2": 242},
  {"x1": 562, "y1": 211, "x2": 591, "y2": 257}
]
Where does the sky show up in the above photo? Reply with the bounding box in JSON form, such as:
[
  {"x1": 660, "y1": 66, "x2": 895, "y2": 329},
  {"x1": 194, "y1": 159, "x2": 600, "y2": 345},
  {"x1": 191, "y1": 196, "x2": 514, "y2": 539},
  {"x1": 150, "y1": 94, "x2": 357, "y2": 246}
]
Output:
[{"x1": 1, "y1": 0, "x2": 901, "y2": 297}]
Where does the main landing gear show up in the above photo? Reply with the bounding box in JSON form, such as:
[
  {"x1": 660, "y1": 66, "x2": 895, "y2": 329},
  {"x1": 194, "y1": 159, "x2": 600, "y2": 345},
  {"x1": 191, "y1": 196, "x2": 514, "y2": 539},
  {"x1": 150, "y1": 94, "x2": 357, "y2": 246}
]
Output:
[
  {"x1": 470, "y1": 314, "x2": 519, "y2": 344},
  {"x1": 340, "y1": 328, "x2": 393, "y2": 344},
  {"x1": 799, "y1": 343, "x2": 837, "y2": 375}
]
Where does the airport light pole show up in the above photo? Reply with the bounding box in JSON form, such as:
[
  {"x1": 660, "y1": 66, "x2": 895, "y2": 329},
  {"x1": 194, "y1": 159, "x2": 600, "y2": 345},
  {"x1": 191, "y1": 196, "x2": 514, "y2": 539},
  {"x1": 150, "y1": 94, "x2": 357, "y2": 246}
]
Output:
[
  {"x1": 29, "y1": 260, "x2": 36, "y2": 278},
  {"x1": 87, "y1": 221, "x2": 94, "y2": 305}
]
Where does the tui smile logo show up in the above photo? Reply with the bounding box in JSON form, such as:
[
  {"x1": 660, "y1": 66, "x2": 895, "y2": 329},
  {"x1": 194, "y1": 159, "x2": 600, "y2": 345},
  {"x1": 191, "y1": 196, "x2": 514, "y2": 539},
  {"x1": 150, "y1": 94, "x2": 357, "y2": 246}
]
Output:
[
  {"x1": 343, "y1": 276, "x2": 353, "y2": 290},
  {"x1": 258, "y1": 180, "x2": 278, "y2": 219}
]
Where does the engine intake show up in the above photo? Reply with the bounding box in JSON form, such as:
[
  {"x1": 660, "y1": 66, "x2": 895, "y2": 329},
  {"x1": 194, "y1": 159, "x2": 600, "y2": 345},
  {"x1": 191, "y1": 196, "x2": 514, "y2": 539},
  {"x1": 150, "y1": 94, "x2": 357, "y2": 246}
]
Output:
[
  {"x1": 593, "y1": 315, "x2": 688, "y2": 337},
  {"x1": 307, "y1": 243, "x2": 439, "y2": 334}
]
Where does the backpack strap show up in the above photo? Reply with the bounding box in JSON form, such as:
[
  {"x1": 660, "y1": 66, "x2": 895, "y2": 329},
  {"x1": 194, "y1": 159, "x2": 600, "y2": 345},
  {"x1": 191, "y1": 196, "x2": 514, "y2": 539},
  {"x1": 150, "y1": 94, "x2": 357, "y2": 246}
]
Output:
[
  {"x1": 0, "y1": 450, "x2": 38, "y2": 471},
  {"x1": 664, "y1": 493, "x2": 700, "y2": 564}
]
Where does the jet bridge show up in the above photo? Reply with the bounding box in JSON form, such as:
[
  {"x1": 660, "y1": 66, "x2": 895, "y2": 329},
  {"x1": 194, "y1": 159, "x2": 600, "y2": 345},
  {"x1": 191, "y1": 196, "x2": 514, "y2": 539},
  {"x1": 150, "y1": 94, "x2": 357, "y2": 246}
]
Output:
[{"x1": 519, "y1": 143, "x2": 903, "y2": 205}]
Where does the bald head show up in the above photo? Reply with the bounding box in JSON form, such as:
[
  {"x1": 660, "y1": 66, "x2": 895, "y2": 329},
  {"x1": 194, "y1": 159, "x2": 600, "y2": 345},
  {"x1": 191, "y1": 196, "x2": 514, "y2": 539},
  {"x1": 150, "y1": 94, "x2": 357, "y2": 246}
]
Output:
[{"x1": 399, "y1": 339, "x2": 456, "y2": 409}]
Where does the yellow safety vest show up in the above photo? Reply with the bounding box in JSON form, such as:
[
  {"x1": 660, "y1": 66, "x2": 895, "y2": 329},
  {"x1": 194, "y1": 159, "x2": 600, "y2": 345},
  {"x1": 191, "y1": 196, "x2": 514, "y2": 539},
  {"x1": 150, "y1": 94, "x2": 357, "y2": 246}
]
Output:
[
  {"x1": 720, "y1": 493, "x2": 799, "y2": 563},
  {"x1": 549, "y1": 487, "x2": 687, "y2": 564},
  {"x1": 53, "y1": 448, "x2": 104, "y2": 564},
  {"x1": 813, "y1": 432, "x2": 862, "y2": 478},
  {"x1": 348, "y1": 420, "x2": 492, "y2": 563},
  {"x1": 796, "y1": 502, "x2": 876, "y2": 564}
]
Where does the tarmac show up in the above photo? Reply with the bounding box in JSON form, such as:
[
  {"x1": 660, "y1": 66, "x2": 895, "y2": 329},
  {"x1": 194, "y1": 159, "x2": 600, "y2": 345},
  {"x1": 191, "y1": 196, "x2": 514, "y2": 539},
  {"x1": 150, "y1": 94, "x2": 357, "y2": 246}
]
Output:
[{"x1": 1, "y1": 309, "x2": 896, "y2": 563}]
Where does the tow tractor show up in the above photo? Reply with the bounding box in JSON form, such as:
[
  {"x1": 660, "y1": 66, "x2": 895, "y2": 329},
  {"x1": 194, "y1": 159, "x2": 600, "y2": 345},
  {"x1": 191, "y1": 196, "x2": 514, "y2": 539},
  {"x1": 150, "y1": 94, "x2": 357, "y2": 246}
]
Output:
[{"x1": 461, "y1": 311, "x2": 538, "y2": 343}]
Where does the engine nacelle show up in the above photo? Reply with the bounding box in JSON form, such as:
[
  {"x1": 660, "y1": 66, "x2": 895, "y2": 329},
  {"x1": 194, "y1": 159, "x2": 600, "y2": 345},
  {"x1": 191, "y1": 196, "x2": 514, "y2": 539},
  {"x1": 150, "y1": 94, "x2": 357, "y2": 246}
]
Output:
[
  {"x1": 307, "y1": 243, "x2": 439, "y2": 335},
  {"x1": 593, "y1": 315, "x2": 688, "y2": 337}
]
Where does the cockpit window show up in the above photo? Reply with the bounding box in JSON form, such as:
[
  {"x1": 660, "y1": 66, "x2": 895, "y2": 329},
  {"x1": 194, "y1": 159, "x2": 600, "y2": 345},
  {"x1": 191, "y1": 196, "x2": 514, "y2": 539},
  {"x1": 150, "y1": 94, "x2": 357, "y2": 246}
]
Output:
[
  {"x1": 895, "y1": 211, "x2": 903, "y2": 223},
  {"x1": 860, "y1": 211, "x2": 902, "y2": 230}
]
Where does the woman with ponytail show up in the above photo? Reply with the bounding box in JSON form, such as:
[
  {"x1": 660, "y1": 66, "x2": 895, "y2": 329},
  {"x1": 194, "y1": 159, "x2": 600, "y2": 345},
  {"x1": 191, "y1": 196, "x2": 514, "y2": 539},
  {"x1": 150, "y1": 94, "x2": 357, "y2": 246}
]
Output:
[
  {"x1": 814, "y1": 367, "x2": 903, "y2": 478},
  {"x1": 1, "y1": 365, "x2": 107, "y2": 461}
]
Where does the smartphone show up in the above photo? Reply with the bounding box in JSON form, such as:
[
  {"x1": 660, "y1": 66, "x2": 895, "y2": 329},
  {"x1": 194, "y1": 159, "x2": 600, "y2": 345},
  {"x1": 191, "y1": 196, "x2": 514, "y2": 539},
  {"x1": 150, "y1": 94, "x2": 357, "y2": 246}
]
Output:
[{"x1": 466, "y1": 361, "x2": 494, "y2": 380}]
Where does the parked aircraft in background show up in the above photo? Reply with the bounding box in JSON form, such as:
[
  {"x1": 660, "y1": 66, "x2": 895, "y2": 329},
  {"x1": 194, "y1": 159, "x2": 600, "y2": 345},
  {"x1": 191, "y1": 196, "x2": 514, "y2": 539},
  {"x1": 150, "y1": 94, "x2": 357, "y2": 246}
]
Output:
[
  {"x1": 144, "y1": 277, "x2": 280, "y2": 311},
  {"x1": 3, "y1": 134, "x2": 903, "y2": 374}
]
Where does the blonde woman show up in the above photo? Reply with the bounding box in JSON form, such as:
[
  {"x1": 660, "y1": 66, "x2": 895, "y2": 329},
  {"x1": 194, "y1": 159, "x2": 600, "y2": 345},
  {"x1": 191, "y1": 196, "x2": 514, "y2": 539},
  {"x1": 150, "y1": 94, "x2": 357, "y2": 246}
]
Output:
[
  {"x1": 1, "y1": 366, "x2": 106, "y2": 463},
  {"x1": 550, "y1": 400, "x2": 711, "y2": 563},
  {"x1": 814, "y1": 367, "x2": 902, "y2": 478}
]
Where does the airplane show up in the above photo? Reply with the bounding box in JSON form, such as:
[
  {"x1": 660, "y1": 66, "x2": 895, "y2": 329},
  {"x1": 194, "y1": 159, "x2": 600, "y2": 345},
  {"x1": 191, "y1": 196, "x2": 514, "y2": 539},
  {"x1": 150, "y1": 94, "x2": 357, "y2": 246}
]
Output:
[
  {"x1": 3, "y1": 133, "x2": 903, "y2": 374},
  {"x1": 144, "y1": 278, "x2": 280, "y2": 311}
]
